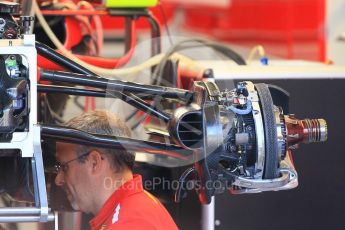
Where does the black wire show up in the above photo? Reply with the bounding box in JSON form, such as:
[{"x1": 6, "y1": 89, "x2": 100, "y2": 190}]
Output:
[
  {"x1": 43, "y1": 95, "x2": 65, "y2": 124},
  {"x1": 73, "y1": 96, "x2": 85, "y2": 111},
  {"x1": 158, "y1": 2, "x2": 173, "y2": 46},
  {"x1": 130, "y1": 95, "x2": 163, "y2": 130},
  {"x1": 124, "y1": 30, "x2": 168, "y2": 124},
  {"x1": 175, "y1": 167, "x2": 197, "y2": 202},
  {"x1": 131, "y1": 39, "x2": 246, "y2": 130},
  {"x1": 106, "y1": 91, "x2": 171, "y2": 122},
  {"x1": 153, "y1": 39, "x2": 246, "y2": 85},
  {"x1": 125, "y1": 110, "x2": 138, "y2": 122}
]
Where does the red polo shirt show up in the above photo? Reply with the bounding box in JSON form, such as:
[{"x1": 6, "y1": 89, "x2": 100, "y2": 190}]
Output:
[{"x1": 89, "y1": 174, "x2": 178, "y2": 230}]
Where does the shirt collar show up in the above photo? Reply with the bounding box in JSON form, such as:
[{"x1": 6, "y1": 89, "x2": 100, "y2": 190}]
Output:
[{"x1": 90, "y1": 174, "x2": 143, "y2": 228}]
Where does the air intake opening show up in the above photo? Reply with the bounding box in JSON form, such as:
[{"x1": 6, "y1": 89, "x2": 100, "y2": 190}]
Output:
[{"x1": 177, "y1": 112, "x2": 203, "y2": 149}]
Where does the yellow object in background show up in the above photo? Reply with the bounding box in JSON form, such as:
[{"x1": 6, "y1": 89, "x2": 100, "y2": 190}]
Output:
[{"x1": 105, "y1": 0, "x2": 158, "y2": 8}]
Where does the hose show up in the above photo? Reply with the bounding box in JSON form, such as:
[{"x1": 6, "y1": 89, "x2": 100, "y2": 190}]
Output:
[{"x1": 226, "y1": 100, "x2": 252, "y2": 115}]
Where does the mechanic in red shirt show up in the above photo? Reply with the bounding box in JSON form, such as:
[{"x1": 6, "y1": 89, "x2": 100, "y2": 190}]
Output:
[{"x1": 54, "y1": 110, "x2": 178, "y2": 230}]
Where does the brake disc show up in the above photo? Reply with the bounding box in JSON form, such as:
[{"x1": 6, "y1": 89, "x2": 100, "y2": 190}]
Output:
[{"x1": 255, "y1": 83, "x2": 279, "y2": 179}]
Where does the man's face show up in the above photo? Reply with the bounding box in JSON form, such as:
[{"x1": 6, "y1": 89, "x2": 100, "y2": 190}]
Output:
[{"x1": 55, "y1": 142, "x2": 92, "y2": 213}]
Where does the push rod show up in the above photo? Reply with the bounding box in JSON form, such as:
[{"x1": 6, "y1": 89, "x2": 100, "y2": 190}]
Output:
[{"x1": 41, "y1": 125, "x2": 192, "y2": 160}]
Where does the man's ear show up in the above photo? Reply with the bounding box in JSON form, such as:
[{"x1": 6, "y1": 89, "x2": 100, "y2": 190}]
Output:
[{"x1": 87, "y1": 150, "x2": 104, "y2": 175}]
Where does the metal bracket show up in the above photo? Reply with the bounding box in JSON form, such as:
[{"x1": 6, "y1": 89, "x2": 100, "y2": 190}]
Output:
[
  {"x1": 230, "y1": 152, "x2": 298, "y2": 194},
  {"x1": 0, "y1": 126, "x2": 54, "y2": 222},
  {"x1": 232, "y1": 169, "x2": 293, "y2": 190},
  {"x1": 32, "y1": 125, "x2": 50, "y2": 222}
]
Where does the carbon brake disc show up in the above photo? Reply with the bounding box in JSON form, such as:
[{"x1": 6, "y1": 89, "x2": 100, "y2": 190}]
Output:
[{"x1": 255, "y1": 83, "x2": 279, "y2": 179}]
